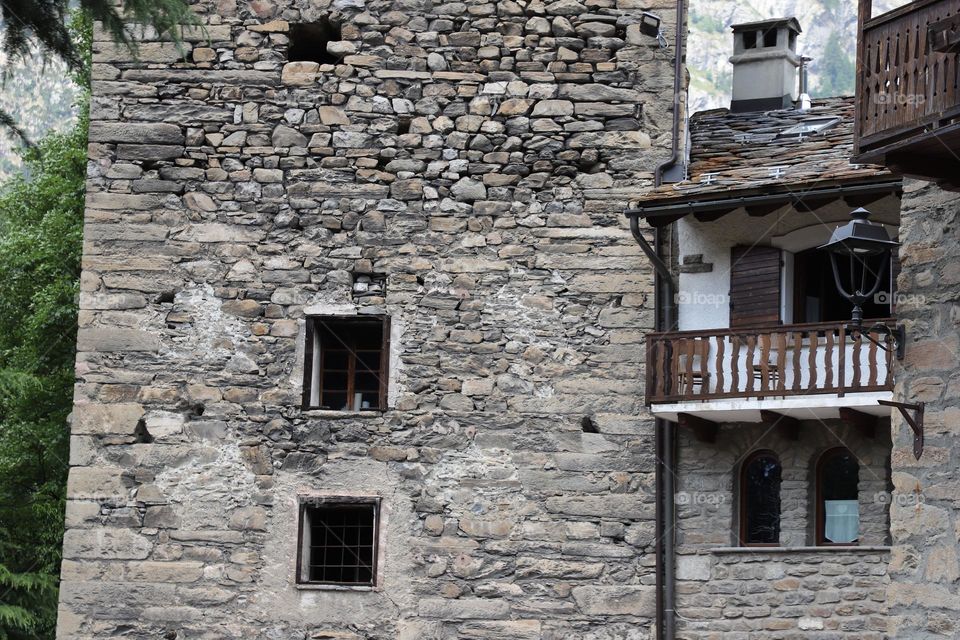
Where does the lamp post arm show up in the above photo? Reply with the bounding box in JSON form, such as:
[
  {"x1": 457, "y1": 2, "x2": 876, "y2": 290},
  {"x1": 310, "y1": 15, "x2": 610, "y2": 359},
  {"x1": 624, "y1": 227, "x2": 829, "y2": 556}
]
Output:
[
  {"x1": 829, "y1": 253, "x2": 854, "y2": 299},
  {"x1": 860, "y1": 252, "x2": 890, "y2": 299}
]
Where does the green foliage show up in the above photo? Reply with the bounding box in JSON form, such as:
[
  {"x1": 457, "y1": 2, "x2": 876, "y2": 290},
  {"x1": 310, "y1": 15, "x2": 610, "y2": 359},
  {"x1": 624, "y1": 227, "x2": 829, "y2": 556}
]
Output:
[
  {"x1": 1, "y1": 0, "x2": 195, "y2": 143},
  {"x1": 0, "y1": 87, "x2": 88, "y2": 639},
  {"x1": 814, "y1": 30, "x2": 856, "y2": 98},
  {"x1": 2, "y1": 0, "x2": 196, "y2": 72}
]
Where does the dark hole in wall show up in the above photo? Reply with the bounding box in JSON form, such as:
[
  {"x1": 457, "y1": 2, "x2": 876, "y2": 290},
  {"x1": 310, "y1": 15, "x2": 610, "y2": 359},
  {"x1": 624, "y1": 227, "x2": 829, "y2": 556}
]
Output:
[
  {"x1": 763, "y1": 29, "x2": 778, "y2": 48},
  {"x1": 289, "y1": 19, "x2": 342, "y2": 64},
  {"x1": 397, "y1": 117, "x2": 411, "y2": 136},
  {"x1": 192, "y1": 403, "x2": 205, "y2": 417},
  {"x1": 155, "y1": 291, "x2": 175, "y2": 304},
  {"x1": 133, "y1": 419, "x2": 154, "y2": 444},
  {"x1": 743, "y1": 31, "x2": 757, "y2": 49},
  {"x1": 581, "y1": 416, "x2": 599, "y2": 433}
]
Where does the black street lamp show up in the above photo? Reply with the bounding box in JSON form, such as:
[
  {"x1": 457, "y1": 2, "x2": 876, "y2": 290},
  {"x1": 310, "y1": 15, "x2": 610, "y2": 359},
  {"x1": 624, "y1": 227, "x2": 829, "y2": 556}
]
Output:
[{"x1": 819, "y1": 206, "x2": 905, "y2": 358}]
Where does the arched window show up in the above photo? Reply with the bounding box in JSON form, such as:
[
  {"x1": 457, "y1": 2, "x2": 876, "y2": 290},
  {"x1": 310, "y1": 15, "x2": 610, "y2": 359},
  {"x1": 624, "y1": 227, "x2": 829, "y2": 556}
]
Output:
[
  {"x1": 816, "y1": 448, "x2": 860, "y2": 545},
  {"x1": 739, "y1": 450, "x2": 782, "y2": 546}
]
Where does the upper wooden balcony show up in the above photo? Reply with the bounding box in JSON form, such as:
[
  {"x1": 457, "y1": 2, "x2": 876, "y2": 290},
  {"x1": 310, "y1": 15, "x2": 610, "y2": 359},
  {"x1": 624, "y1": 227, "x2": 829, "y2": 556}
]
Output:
[
  {"x1": 646, "y1": 321, "x2": 897, "y2": 422},
  {"x1": 854, "y1": 0, "x2": 960, "y2": 184}
]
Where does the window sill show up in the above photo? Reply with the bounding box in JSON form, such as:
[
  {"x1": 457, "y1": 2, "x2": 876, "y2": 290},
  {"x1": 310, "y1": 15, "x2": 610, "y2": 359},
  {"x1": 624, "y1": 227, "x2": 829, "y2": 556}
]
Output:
[
  {"x1": 710, "y1": 545, "x2": 891, "y2": 555},
  {"x1": 300, "y1": 409, "x2": 386, "y2": 419},
  {"x1": 296, "y1": 583, "x2": 379, "y2": 592}
]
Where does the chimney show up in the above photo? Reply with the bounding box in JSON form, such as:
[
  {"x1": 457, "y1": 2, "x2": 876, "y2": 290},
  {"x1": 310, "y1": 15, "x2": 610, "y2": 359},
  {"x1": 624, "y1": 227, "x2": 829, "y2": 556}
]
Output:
[{"x1": 729, "y1": 17, "x2": 802, "y2": 113}]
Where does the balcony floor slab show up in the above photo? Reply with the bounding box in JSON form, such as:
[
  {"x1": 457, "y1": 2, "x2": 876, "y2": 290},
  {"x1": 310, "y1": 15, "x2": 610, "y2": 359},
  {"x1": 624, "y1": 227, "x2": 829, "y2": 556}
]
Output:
[{"x1": 650, "y1": 391, "x2": 892, "y2": 423}]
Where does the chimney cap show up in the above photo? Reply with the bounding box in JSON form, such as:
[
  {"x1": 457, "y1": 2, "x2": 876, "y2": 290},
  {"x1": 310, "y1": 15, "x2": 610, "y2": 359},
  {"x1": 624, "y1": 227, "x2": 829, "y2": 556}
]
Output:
[
  {"x1": 730, "y1": 17, "x2": 803, "y2": 33},
  {"x1": 731, "y1": 17, "x2": 801, "y2": 34}
]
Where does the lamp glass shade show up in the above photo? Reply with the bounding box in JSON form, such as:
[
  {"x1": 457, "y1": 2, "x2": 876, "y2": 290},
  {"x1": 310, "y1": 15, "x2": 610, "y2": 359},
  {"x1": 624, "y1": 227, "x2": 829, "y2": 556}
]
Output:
[{"x1": 818, "y1": 208, "x2": 899, "y2": 257}]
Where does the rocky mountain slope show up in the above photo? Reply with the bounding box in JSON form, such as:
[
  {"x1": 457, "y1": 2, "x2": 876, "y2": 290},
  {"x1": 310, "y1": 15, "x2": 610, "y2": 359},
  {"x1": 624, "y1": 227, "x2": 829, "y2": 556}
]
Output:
[
  {"x1": 689, "y1": 0, "x2": 904, "y2": 113},
  {"x1": 0, "y1": 41, "x2": 79, "y2": 180}
]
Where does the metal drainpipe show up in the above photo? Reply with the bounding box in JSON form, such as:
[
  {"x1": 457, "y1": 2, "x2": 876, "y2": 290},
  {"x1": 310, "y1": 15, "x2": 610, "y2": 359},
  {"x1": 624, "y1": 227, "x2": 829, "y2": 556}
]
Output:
[
  {"x1": 633, "y1": 0, "x2": 685, "y2": 632},
  {"x1": 655, "y1": 0, "x2": 688, "y2": 187},
  {"x1": 629, "y1": 217, "x2": 677, "y2": 640}
]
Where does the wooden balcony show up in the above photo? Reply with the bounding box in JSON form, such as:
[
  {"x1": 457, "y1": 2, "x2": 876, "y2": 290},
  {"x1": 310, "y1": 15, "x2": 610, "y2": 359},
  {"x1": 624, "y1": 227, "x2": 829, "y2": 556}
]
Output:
[
  {"x1": 646, "y1": 321, "x2": 896, "y2": 406},
  {"x1": 854, "y1": 0, "x2": 960, "y2": 185}
]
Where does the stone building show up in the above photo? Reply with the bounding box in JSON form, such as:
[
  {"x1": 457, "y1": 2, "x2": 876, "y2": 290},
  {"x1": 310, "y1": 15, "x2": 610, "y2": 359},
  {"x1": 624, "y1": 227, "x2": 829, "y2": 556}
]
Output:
[
  {"x1": 57, "y1": 0, "x2": 680, "y2": 637},
  {"x1": 57, "y1": 0, "x2": 960, "y2": 638}
]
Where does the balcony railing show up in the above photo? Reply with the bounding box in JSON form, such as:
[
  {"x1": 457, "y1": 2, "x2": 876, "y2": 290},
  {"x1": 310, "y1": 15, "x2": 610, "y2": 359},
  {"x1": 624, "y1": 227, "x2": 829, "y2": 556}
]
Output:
[
  {"x1": 646, "y1": 321, "x2": 896, "y2": 405},
  {"x1": 854, "y1": 0, "x2": 960, "y2": 178}
]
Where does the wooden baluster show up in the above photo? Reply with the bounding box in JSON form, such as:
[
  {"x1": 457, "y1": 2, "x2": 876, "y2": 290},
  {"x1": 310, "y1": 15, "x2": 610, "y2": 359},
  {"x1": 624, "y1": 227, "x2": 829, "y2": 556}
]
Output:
[
  {"x1": 746, "y1": 335, "x2": 756, "y2": 395},
  {"x1": 731, "y1": 335, "x2": 741, "y2": 394},
  {"x1": 853, "y1": 330, "x2": 863, "y2": 390},
  {"x1": 671, "y1": 338, "x2": 682, "y2": 398},
  {"x1": 825, "y1": 328, "x2": 835, "y2": 391},
  {"x1": 838, "y1": 324, "x2": 846, "y2": 397},
  {"x1": 868, "y1": 329, "x2": 879, "y2": 387},
  {"x1": 699, "y1": 338, "x2": 710, "y2": 396},
  {"x1": 808, "y1": 329, "x2": 818, "y2": 391},
  {"x1": 686, "y1": 338, "x2": 696, "y2": 396},
  {"x1": 760, "y1": 333, "x2": 771, "y2": 395},
  {"x1": 776, "y1": 332, "x2": 786, "y2": 392},
  {"x1": 716, "y1": 336, "x2": 725, "y2": 396},
  {"x1": 792, "y1": 331, "x2": 802, "y2": 392},
  {"x1": 646, "y1": 338, "x2": 658, "y2": 401}
]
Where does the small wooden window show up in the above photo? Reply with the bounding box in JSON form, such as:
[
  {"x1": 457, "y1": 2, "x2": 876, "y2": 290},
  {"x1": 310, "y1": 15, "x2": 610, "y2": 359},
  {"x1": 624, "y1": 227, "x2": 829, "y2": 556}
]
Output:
[
  {"x1": 739, "y1": 450, "x2": 782, "y2": 546},
  {"x1": 816, "y1": 448, "x2": 860, "y2": 545},
  {"x1": 297, "y1": 497, "x2": 380, "y2": 586},
  {"x1": 303, "y1": 316, "x2": 390, "y2": 411}
]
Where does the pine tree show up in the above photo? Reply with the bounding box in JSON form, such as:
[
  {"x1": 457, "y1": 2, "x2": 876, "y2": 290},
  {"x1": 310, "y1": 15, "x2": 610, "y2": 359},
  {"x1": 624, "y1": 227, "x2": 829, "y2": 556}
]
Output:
[
  {"x1": 815, "y1": 30, "x2": 856, "y2": 98},
  {"x1": 1, "y1": 0, "x2": 196, "y2": 143}
]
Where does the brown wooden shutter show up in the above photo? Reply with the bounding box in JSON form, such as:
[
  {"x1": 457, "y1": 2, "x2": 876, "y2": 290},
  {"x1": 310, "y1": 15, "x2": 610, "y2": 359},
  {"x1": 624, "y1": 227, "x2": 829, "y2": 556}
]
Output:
[{"x1": 730, "y1": 245, "x2": 782, "y2": 327}]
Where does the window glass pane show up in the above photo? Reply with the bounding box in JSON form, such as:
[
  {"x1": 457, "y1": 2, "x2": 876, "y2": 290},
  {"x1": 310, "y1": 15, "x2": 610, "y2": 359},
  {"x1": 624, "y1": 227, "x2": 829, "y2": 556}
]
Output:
[
  {"x1": 322, "y1": 392, "x2": 349, "y2": 411},
  {"x1": 323, "y1": 350, "x2": 349, "y2": 370},
  {"x1": 820, "y1": 450, "x2": 859, "y2": 544},
  {"x1": 355, "y1": 351, "x2": 381, "y2": 374},
  {"x1": 743, "y1": 453, "x2": 781, "y2": 544}
]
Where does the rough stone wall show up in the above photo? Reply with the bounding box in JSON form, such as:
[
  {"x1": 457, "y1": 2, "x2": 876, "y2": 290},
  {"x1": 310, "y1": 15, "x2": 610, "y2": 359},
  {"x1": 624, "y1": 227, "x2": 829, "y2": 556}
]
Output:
[
  {"x1": 673, "y1": 422, "x2": 891, "y2": 638},
  {"x1": 887, "y1": 179, "x2": 960, "y2": 638},
  {"x1": 57, "y1": 0, "x2": 678, "y2": 637}
]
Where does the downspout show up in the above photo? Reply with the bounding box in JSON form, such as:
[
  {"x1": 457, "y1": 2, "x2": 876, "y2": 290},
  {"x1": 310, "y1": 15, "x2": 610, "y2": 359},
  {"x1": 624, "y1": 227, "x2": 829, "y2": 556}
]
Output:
[
  {"x1": 630, "y1": 216, "x2": 677, "y2": 640},
  {"x1": 654, "y1": 0, "x2": 688, "y2": 187},
  {"x1": 637, "y1": 0, "x2": 685, "y2": 632}
]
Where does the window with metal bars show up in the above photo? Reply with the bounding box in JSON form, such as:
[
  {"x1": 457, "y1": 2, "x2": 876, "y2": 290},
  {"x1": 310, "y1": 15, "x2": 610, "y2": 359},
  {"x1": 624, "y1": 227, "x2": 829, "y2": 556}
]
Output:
[
  {"x1": 302, "y1": 316, "x2": 390, "y2": 411},
  {"x1": 297, "y1": 498, "x2": 380, "y2": 586}
]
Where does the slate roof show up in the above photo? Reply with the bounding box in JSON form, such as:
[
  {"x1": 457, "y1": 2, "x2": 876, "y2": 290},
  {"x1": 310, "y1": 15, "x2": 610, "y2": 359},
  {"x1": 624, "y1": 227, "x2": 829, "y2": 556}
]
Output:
[{"x1": 636, "y1": 97, "x2": 895, "y2": 206}]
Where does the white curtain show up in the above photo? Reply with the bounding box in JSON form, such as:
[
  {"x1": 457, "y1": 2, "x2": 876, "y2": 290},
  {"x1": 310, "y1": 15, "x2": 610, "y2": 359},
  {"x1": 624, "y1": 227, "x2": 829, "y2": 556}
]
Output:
[{"x1": 824, "y1": 500, "x2": 859, "y2": 543}]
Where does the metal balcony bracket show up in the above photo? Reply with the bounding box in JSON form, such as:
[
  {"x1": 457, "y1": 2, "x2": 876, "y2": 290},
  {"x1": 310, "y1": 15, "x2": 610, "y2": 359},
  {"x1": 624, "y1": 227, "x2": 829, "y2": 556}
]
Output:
[
  {"x1": 677, "y1": 413, "x2": 718, "y2": 444},
  {"x1": 878, "y1": 399, "x2": 925, "y2": 459}
]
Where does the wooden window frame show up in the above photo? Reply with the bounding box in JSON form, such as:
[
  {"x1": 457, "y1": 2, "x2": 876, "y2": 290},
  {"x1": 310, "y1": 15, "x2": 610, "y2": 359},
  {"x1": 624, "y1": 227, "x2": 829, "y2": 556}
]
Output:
[
  {"x1": 296, "y1": 496, "x2": 382, "y2": 588},
  {"x1": 815, "y1": 447, "x2": 860, "y2": 546},
  {"x1": 738, "y1": 449, "x2": 782, "y2": 547},
  {"x1": 302, "y1": 315, "x2": 391, "y2": 411}
]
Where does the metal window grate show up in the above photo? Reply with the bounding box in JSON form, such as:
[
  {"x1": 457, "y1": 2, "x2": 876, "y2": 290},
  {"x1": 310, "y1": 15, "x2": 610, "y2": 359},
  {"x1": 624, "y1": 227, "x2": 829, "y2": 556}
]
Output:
[{"x1": 303, "y1": 503, "x2": 377, "y2": 585}]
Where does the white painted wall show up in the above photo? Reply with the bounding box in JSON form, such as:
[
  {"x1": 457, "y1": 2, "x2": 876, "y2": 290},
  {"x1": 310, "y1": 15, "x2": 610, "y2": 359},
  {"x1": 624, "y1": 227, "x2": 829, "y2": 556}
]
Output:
[{"x1": 676, "y1": 197, "x2": 900, "y2": 331}]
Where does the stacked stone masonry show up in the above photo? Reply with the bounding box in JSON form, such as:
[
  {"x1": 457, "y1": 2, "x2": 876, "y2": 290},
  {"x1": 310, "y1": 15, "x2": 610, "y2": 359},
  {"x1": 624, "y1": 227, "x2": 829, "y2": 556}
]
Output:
[
  {"x1": 887, "y1": 180, "x2": 960, "y2": 638},
  {"x1": 60, "y1": 0, "x2": 678, "y2": 637}
]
